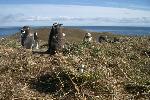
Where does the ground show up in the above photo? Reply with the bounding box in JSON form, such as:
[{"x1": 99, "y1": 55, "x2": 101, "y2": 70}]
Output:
[{"x1": 0, "y1": 28, "x2": 150, "y2": 100}]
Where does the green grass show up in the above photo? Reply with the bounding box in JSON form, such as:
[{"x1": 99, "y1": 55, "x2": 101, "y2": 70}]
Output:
[{"x1": 0, "y1": 28, "x2": 150, "y2": 100}]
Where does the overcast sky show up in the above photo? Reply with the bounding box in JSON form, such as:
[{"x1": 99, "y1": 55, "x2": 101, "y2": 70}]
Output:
[{"x1": 0, "y1": 0, "x2": 150, "y2": 26}]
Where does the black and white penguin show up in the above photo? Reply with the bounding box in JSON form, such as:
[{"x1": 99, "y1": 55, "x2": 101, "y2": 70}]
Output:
[
  {"x1": 20, "y1": 26, "x2": 39, "y2": 49},
  {"x1": 47, "y1": 23, "x2": 65, "y2": 55}
]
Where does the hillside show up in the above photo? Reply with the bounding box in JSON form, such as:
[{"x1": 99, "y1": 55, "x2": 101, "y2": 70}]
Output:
[{"x1": 0, "y1": 28, "x2": 150, "y2": 100}]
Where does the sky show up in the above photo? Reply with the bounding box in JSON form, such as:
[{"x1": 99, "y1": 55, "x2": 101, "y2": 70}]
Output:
[{"x1": 0, "y1": 0, "x2": 150, "y2": 26}]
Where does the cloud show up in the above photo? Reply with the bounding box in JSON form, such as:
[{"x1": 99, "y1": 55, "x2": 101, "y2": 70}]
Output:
[
  {"x1": 15, "y1": 16, "x2": 117, "y2": 22},
  {"x1": 0, "y1": 13, "x2": 24, "y2": 23},
  {"x1": 1, "y1": 14, "x2": 150, "y2": 25},
  {"x1": 0, "y1": 4, "x2": 150, "y2": 26},
  {"x1": 22, "y1": 16, "x2": 150, "y2": 24},
  {"x1": 119, "y1": 17, "x2": 150, "y2": 23},
  {"x1": 23, "y1": 16, "x2": 52, "y2": 21}
]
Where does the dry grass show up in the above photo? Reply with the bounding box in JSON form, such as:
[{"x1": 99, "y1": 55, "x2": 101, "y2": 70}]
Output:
[{"x1": 0, "y1": 28, "x2": 150, "y2": 100}]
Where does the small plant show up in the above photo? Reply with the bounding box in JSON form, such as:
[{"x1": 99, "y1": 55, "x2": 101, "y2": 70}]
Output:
[{"x1": 90, "y1": 47, "x2": 101, "y2": 57}]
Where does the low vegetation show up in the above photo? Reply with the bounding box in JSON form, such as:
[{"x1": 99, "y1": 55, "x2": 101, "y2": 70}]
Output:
[{"x1": 0, "y1": 28, "x2": 150, "y2": 100}]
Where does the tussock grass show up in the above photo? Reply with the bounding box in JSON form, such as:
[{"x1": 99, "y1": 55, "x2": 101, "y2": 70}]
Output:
[{"x1": 0, "y1": 28, "x2": 150, "y2": 100}]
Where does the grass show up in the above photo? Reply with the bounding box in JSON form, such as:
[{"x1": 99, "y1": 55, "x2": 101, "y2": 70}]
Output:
[{"x1": 0, "y1": 28, "x2": 150, "y2": 100}]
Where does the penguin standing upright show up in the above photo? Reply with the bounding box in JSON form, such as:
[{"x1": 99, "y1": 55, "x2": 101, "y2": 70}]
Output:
[
  {"x1": 47, "y1": 23, "x2": 64, "y2": 55},
  {"x1": 20, "y1": 26, "x2": 39, "y2": 49},
  {"x1": 83, "y1": 33, "x2": 92, "y2": 42}
]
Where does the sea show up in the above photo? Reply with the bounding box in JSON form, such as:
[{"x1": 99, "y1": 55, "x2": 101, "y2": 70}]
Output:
[{"x1": 0, "y1": 26, "x2": 150, "y2": 37}]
